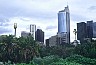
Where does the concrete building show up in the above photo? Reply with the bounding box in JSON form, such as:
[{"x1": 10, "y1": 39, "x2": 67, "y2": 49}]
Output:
[
  {"x1": 30, "y1": 24, "x2": 36, "y2": 40},
  {"x1": 57, "y1": 32, "x2": 67, "y2": 45},
  {"x1": 35, "y1": 29, "x2": 44, "y2": 43},
  {"x1": 58, "y1": 5, "x2": 70, "y2": 44},
  {"x1": 21, "y1": 31, "x2": 30, "y2": 37},
  {"x1": 49, "y1": 35, "x2": 57, "y2": 47}
]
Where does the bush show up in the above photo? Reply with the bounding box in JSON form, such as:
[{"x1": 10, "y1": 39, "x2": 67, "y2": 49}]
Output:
[
  {"x1": 50, "y1": 61, "x2": 82, "y2": 65},
  {"x1": 65, "y1": 55, "x2": 96, "y2": 65}
]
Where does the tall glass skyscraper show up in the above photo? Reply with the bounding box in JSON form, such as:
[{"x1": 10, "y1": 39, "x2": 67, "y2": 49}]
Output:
[{"x1": 58, "y1": 6, "x2": 70, "y2": 44}]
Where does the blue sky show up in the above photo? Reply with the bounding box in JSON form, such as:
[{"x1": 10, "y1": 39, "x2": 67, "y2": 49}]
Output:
[{"x1": 0, "y1": 0, "x2": 96, "y2": 42}]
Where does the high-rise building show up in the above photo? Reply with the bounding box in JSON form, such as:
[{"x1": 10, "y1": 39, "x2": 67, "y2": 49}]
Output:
[
  {"x1": 87, "y1": 20, "x2": 93, "y2": 39},
  {"x1": 57, "y1": 5, "x2": 70, "y2": 44},
  {"x1": 93, "y1": 22, "x2": 96, "y2": 38},
  {"x1": 77, "y1": 22, "x2": 87, "y2": 43},
  {"x1": 35, "y1": 29, "x2": 44, "y2": 43},
  {"x1": 77, "y1": 21, "x2": 94, "y2": 43},
  {"x1": 30, "y1": 24, "x2": 36, "y2": 40}
]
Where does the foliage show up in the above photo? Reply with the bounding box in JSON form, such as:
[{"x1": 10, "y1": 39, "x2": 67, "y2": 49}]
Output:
[
  {"x1": 49, "y1": 61, "x2": 82, "y2": 65},
  {"x1": 0, "y1": 55, "x2": 96, "y2": 65},
  {"x1": 74, "y1": 41, "x2": 96, "y2": 59},
  {"x1": 39, "y1": 45, "x2": 74, "y2": 59},
  {"x1": 0, "y1": 34, "x2": 96, "y2": 65},
  {"x1": 0, "y1": 35, "x2": 40, "y2": 63},
  {"x1": 65, "y1": 55, "x2": 96, "y2": 65},
  {"x1": 32, "y1": 55, "x2": 60, "y2": 65},
  {"x1": 30, "y1": 55, "x2": 89, "y2": 65}
]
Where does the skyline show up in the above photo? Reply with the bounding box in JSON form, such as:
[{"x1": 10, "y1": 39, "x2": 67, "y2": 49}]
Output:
[{"x1": 0, "y1": 0, "x2": 96, "y2": 42}]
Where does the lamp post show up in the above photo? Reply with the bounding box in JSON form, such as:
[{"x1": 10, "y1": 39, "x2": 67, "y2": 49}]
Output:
[
  {"x1": 73, "y1": 29, "x2": 77, "y2": 40},
  {"x1": 14, "y1": 23, "x2": 17, "y2": 37}
]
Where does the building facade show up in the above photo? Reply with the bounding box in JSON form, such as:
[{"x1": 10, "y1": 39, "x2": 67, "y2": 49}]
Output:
[
  {"x1": 35, "y1": 29, "x2": 44, "y2": 43},
  {"x1": 49, "y1": 35, "x2": 57, "y2": 47},
  {"x1": 46, "y1": 39, "x2": 49, "y2": 47},
  {"x1": 77, "y1": 22, "x2": 87, "y2": 43},
  {"x1": 87, "y1": 21, "x2": 93, "y2": 38},
  {"x1": 77, "y1": 21, "x2": 94, "y2": 43},
  {"x1": 57, "y1": 32, "x2": 67, "y2": 45},
  {"x1": 93, "y1": 22, "x2": 96, "y2": 38},
  {"x1": 21, "y1": 31, "x2": 30, "y2": 38},
  {"x1": 58, "y1": 5, "x2": 70, "y2": 44},
  {"x1": 30, "y1": 24, "x2": 36, "y2": 40}
]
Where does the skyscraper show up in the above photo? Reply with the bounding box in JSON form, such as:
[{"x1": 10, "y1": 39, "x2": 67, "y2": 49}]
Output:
[
  {"x1": 87, "y1": 20, "x2": 93, "y2": 38},
  {"x1": 93, "y1": 22, "x2": 96, "y2": 38},
  {"x1": 77, "y1": 21, "x2": 94, "y2": 43},
  {"x1": 30, "y1": 24, "x2": 36, "y2": 40},
  {"x1": 77, "y1": 22, "x2": 87, "y2": 43},
  {"x1": 57, "y1": 5, "x2": 70, "y2": 44},
  {"x1": 35, "y1": 29, "x2": 44, "y2": 43}
]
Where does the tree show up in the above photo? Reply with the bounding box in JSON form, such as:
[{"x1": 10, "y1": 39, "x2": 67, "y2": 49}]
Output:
[
  {"x1": 74, "y1": 41, "x2": 96, "y2": 59},
  {"x1": 0, "y1": 35, "x2": 40, "y2": 63}
]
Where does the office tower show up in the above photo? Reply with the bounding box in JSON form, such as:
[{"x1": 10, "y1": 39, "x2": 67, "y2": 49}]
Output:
[
  {"x1": 93, "y1": 22, "x2": 96, "y2": 37},
  {"x1": 57, "y1": 5, "x2": 70, "y2": 44},
  {"x1": 77, "y1": 22, "x2": 87, "y2": 43},
  {"x1": 87, "y1": 20, "x2": 93, "y2": 39},
  {"x1": 30, "y1": 24, "x2": 36, "y2": 40},
  {"x1": 21, "y1": 31, "x2": 30, "y2": 38},
  {"x1": 35, "y1": 29, "x2": 44, "y2": 43}
]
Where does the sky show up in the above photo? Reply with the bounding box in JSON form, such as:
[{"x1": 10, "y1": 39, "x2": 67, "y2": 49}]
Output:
[{"x1": 0, "y1": 0, "x2": 96, "y2": 42}]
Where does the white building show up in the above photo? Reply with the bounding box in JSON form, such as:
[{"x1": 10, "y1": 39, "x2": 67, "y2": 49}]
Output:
[
  {"x1": 30, "y1": 24, "x2": 36, "y2": 40},
  {"x1": 71, "y1": 40, "x2": 80, "y2": 46}
]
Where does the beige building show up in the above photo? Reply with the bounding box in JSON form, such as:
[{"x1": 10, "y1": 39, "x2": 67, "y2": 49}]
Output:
[{"x1": 49, "y1": 35, "x2": 57, "y2": 47}]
